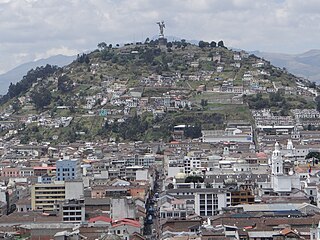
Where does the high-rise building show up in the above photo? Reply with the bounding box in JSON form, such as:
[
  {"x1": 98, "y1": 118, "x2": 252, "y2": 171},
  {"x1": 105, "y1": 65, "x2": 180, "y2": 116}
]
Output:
[{"x1": 56, "y1": 159, "x2": 81, "y2": 181}]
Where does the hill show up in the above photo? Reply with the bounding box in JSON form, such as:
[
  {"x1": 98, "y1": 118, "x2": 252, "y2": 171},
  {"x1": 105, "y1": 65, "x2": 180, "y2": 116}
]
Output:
[
  {"x1": 0, "y1": 40, "x2": 317, "y2": 144},
  {"x1": 253, "y1": 49, "x2": 320, "y2": 83},
  {"x1": 0, "y1": 54, "x2": 75, "y2": 95}
]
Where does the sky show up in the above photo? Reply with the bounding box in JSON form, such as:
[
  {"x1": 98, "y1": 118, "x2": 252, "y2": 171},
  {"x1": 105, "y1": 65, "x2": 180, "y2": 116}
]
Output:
[{"x1": 0, "y1": 0, "x2": 320, "y2": 73}]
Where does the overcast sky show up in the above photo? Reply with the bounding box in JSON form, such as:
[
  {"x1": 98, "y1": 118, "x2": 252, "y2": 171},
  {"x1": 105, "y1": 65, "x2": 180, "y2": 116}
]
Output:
[{"x1": 0, "y1": 0, "x2": 319, "y2": 73}]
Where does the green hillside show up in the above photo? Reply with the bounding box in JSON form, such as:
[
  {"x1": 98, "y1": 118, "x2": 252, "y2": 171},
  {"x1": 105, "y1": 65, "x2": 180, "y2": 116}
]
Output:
[{"x1": 0, "y1": 40, "x2": 317, "y2": 143}]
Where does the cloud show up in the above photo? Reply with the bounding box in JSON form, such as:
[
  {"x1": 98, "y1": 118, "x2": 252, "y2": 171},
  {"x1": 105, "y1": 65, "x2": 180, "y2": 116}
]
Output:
[{"x1": 0, "y1": 0, "x2": 320, "y2": 72}]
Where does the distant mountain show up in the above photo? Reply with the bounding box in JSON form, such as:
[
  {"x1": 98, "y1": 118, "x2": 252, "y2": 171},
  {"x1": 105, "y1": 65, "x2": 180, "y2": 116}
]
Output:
[
  {"x1": 252, "y1": 49, "x2": 320, "y2": 83},
  {"x1": 0, "y1": 54, "x2": 76, "y2": 95}
]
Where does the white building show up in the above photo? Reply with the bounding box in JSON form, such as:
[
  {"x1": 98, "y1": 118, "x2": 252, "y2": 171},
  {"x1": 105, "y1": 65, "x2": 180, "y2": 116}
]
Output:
[
  {"x1": 270, "y1": 142, "x2": 301, "y2": 193},
  {"x1": 194, "y1": 189, "x2": 231, "y2": 217}
]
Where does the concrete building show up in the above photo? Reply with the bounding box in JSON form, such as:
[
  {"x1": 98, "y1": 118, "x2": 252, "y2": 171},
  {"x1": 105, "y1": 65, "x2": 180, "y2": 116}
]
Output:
[
  {"x1": 56, "y1": 159, "x2": 81, "y2": 181},
  {"x1": 111, "y1": 197, "x2": 136, "y2": 220},
  {"x1": 61, "y1": 199, "x2": 85, "y2": 223},
  {"x1": 194, "y1": 189, "x2": 231, "y2": 217},
  {"x1": 31, "y1": 181, "x2": 84, "y2": 211},
  {"x1": 31, "y1": 181, "x2": 65, "y2": 211}
]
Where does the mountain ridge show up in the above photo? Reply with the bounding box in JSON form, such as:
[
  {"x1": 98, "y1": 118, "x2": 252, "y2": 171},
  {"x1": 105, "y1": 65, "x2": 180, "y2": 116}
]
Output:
[{"x1": 252, "y1": 49, "x2": 320, "y2": 83}]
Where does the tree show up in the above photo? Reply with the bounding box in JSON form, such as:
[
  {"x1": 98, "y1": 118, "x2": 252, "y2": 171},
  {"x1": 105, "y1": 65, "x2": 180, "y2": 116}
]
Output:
[
  {"x1": 77, "y1": 53, "x2": 90, "y2": 64},
  {"x1": 199, "y1": 40, "x2": 209, "y2": 48},
  {"x1": 58, "y1": 75, "x2": 74, "y2": 93},
  {"x1": 11, "y1": 100, "x2": 20, "y2": 112},
  {"x1": 218, "y1": 40, "x2": 225, "y2": 47},
  {"x1": 210, "y1": 41, "x2": 217, "y2": 48},
  {"x1": 184, "y1": 123, "x2": 202, "y2": 139},
  {"x1": 31, "y1": 87, "x2": 52, "y2": 110},
  {"x1": 305, "y1": 152, "x2": 320, "y2": 166},
  {"x1": 97, "y1": 42, "x2": 107, "y2": 50},
  {"x1": 166, "y1": 42, "x2": 173, "y2": 48},
  {"x1": 185, "y1": 176, "x2": 204, "y2": 188},
  {"x1": 181, "y1": 39, "x2": 188, "y2": 48}
]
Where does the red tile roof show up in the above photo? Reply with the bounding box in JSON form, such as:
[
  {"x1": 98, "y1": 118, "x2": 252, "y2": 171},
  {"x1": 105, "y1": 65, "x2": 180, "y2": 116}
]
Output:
[
  {"x1": 112, "y1": 218, "x2": 141, "y2": 228},
  {"x1": 88, "y1": 215, "x2": 112, "y2": 223}
]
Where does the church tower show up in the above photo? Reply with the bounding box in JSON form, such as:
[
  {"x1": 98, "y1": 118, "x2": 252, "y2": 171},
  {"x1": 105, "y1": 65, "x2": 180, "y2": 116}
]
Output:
[
  {"x1": 291, "y1": 126, "x2": 300, "y2": 141},
  {"x1": 271, "y1": 142, "x2": 283, "y2": 175},
  {"x1": 287, "y1": 139, "x2": 294, "y2": 151}
]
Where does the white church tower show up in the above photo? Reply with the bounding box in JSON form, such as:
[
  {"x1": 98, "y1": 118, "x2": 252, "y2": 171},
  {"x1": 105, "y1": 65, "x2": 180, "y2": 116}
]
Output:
[
  {"x1": 270, "y1": 142, "x2": 301, "y2": 192},
  {"x1": 271, "y1": 142, "x2": 283, "y2": 175}
]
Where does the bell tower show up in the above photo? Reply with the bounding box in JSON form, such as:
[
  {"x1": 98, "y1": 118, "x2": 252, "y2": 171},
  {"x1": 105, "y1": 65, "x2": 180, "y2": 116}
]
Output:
[{"x1": 271, "y1": 142, "x2": 283, "y2": 175}]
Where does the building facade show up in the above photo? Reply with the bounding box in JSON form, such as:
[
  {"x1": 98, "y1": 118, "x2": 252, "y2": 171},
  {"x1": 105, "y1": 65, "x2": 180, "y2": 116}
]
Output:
[{"x1": 56, "y1": 159, "x2": 81, "y2": 181}]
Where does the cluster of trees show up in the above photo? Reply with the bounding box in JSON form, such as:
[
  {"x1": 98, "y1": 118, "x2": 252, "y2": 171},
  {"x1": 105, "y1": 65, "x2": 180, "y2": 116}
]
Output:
[
  {"x1": 246, "y1": 91, "x2": 290, "y2": 115},
  {"x1": 31, "y1": 87, "x2": 52, "y2": 110},
  {"x1": 305, "y1": 152, "x2": 320, "y2": 165},
  {"x1": 58, "y1": 75, "x2": 74, "y2": 93},
  {"x1": 77, "y1": 53, "x2": 90, "y2": 64},
  {"x1": 97, "y1": 42, "x2": 114, "y2": 50},
  {"x1": 198, "y1": 40, "x2": 225, "y2": 48},
  {"x1": 185, "y1": 176, "x2": 204, "y2": 188},
  {"x1": 1, "y1": 64, "x2": 58, "y2": 104},
  {"x1": 184, "y1": 123, "x2": 202, "y2": 139},
  {"x1": 103, "y1": 114, "x2": 149, "y2": 141}
]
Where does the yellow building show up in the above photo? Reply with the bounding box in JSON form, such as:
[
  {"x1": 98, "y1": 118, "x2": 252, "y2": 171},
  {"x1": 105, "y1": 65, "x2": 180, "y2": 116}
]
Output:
[{"x1": 31, "y1": 181, "x2": 65, "y2": 211}]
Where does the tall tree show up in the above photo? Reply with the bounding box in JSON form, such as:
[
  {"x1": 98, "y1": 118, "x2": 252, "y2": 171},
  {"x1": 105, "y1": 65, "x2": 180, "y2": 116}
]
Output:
[
  {"x1": 97, "y1": 42, "x2": 107, "y2": 50},
  {"x1": 210, "y1": 41, "x2": 217, "y2": 48},
  {"x1": 218, "y1": 40, "x2": 225, "y2": 47},
  {"x1": 306, "y1": 152, "x2": 320, "y2": 166}
]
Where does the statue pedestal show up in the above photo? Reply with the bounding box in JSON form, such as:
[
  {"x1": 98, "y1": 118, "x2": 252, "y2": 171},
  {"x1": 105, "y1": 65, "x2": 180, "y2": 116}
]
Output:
[{"x1": 158, "y1": 37, "x2": 167, "y2": 46}]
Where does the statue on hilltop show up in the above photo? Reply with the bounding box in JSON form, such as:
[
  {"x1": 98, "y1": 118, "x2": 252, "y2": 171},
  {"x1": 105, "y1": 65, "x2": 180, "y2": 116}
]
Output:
[{"x1": 156, "y1": 21, "x2": 165, "y2": 38}]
